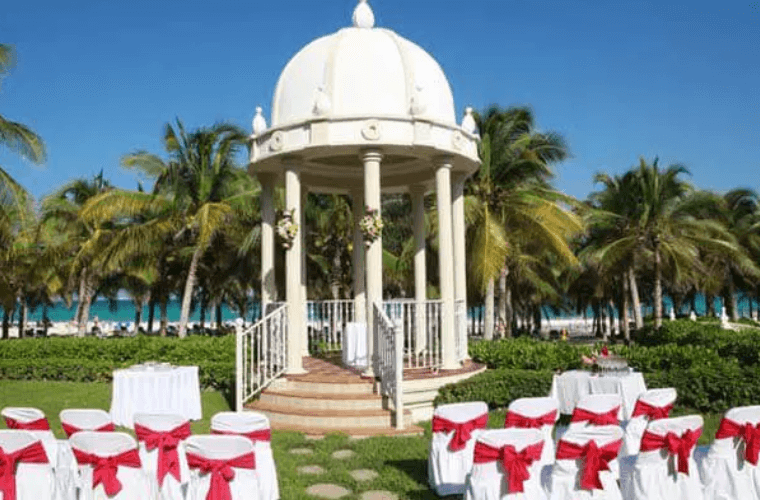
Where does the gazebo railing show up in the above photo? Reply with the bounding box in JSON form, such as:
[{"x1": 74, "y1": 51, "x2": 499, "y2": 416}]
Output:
[
  {"x1": 375, "y1": 302, "x2": 404, "y2": 429},
  {"x1": 306, "y1": 300, "x2": 355, "y2": 352},
  {"x1": 384, "y1": 300, "x2": 444, "y2": 369},
  {"x1": 236, "y1": 303, "x2": 288, "y2": 411}
]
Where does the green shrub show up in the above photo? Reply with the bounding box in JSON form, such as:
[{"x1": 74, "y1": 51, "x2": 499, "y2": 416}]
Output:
[
  {"x1": 468, "y1": 338, "x2": 591, "y2": 370},
  {"x1": 434, "y1": 368, "x2": 554, "y2": 409}
]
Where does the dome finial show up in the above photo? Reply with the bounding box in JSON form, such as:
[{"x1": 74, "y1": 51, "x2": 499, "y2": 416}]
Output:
[
  {"x1": 252, "y1": 106, "x2": 267, "y2": 136},
  {"x1": 461, "y1": 107, "x2": 478, "y2": 135},
  {"x1": 352, "y1": 0, "x2": 375, "y2": 29}
]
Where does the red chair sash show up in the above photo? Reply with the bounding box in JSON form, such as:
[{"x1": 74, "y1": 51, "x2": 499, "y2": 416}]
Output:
[
  {"x1": 632, "y1": 401, "x2": 673, "y2": 420},
  {"x1": 4, "y1": 417, "x2": 50, "y2": 431},
  {"x1": 715, "y1": 418, "x2": 760, "y2": 465},
  {"x1": 473, "y1": 441, "x2": 542, "y2": 493},
  {"x1": 61, "y1": 422, "x2": 115, "y2": 438},
  {"x1": 640, "y1": 428, "x2": 702, "y2": 475},
  {"x1": 135, "y1": 422, "x2": 191, "y2": 486},
  {"x1": 211, "y1": 428, "x2": 271, "y2": 443},
  {"x1": 504, "y1": 409, "x2": 557, "y2": 429},
  {"x1": 555, "y1": 438, "x2": 622, "y2": 490},
  {"x1": 186, "y1": 452, "x2": 256, "y2": 500},
  {"x1": 431, "y1": 413, "x2": 488, "y2": 451},
  {"x1": 0, "y1": 441, "x2": 49, "y2": 500},
  {"x1": 72, "y1": 448, "x2": 142, "y2": 496},
  {"x1": 570, "y1": 407, "x2": 620, "y2": 426}
]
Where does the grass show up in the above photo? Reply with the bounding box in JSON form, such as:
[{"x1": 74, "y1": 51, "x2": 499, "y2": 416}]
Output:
[{"x1": 0, "y1": 380, "x2": 726, "y2": 499}]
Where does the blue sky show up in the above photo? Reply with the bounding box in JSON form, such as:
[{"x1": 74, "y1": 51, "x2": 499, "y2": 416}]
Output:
[{"x1": 1, "y1": 0, "x2": 758, "y2": 201}]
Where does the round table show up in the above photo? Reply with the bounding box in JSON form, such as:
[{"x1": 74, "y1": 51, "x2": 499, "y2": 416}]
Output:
[
  {"x1": 110, "y1": 365, "x2": 202, "y2": 428},
  {"x1": 549, "y1": 369, "x2": 647, "y2": 419}
]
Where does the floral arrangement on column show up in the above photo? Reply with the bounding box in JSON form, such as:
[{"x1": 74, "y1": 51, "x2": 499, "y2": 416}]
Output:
[
  {"x1": 359, "y1": 206, "x2": 383, "y2": 245},
  {"x1": 276, "y1": 209, "x2": 298, "y2": 250}
]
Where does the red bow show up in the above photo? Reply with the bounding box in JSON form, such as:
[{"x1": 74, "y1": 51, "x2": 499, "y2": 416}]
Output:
[
  {"x1": 640, "y1": 428, "x2": 701, "y2": 475},
  {"x1": 632, "y1": 401, "x2": 673, "y2": 420},
  {"x1": 555, "y1": 438, "x2": 622, "y2": 490},
  {"x1": 431, "y1": 413, "x2": 488, "y2": 451},
  {"x1": 72, "y1": 448, "x2": 142, "y2": 496},
  {"x1": 186, "y1": 452, "x2": 256, "y2": 500},
  {"x1": 212, "y1": 428, "x2": 271, "y2": 443},
  {"x1": 4, "y1": 417, "x2": 50, "y2": 431},
  {"x1": 570, "y1": 407, "x2": 620, "y2": 426},
  {"x1": 135, "y1": 422, "x2": 191, "y2": 486},
  {"x1": 715, "y1": 418, "x2": 760, "y2": 465},
  {"x1": 0, "y1": 442, "x2": 49, "y2": 500},
  {"x1": 61, "y1": 422, "x2": 115, "y2": 438},
  {"x1": 505, "y1": 410, "x2": 557, "y2": 429},
  {"x1": 473, "y1": 441, "x2": 542, "y2": 493}
]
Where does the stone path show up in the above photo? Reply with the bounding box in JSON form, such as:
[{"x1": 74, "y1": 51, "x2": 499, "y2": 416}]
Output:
[
  {"x1": 305, "y1": 484, "x2": 352, "y2": 499},
  {"x1": 349, "y1": 469, "x2": 379, "y2": 481},
  {"x1": 294, "y1": 444, "x2": 389, "y2": 499},
  {"x1": 297, "y1": 465, "x2": 325, "y2": 475},
  {"x1": 290, "y1": 447, "x2": 314, "y2": 455},
  {"x1": 360, "y1": 492, "x2": 398, "y2": 500},
  {"x1": 331, "y1": 449, "x2": 356, "y2": 460}
]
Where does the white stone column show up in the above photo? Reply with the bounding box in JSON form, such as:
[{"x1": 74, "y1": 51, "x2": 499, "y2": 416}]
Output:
[
  {"x1": 435, "y1": 157, "x2": 459, "y2": 370},
  {"x1": 411, "y1": 185, "x2": 427, "y2": 354},
  {"x1": 258, "y1": 173, "x2": 276, "y2": 316},
  {"x1": 363, "y1": 149, "x2": 383, "y2": 376},
  {"x1": 301, "y1": 186, "x2": 309, "y2": 357},
  {"x1": 352, "y1": 187, "x2": 366, "y2": 323},
  {"x1": 452, "y1": 174, "x2": 469, "y2": 360},
  {"x1": 284, "y1": 163, "x2": 305, "y2": 374}
]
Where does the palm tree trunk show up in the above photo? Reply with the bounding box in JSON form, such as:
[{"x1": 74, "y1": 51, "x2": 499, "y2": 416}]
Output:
[
  {"x1": 622, "y1": 273, "x2": 631, "y2": 342},
  {"x1": 498, "y1": 267, "x2": 507, "y2": 338},
  {"x1": 159, "y1": 298, "x2": 168, "y2": 337},
  {"x1": 706, "y1": 293, "x2": 715, "y2": 317},
  {"x1": 78, "y1": 273, "x2": 94, "y2": 337},
  {"x1": 628, "y1": 267, "x2": 643, "y2": 329},
  {"x1": 2, "y1": 311, "x2": 9, "y2": 340},
  {"x1": 17, "y1": 293, "x2": 26, "y2": 339},
  {"x1": 729, "y1": 280, "x2": 739, "y2": 321},
  {"x1": 75, "y1": 270, "x2": 86, "y2": 326},
  {"x1": 134, "y1": 296, "x2": 143, "y2": 331},
  {"x1": 484, "y1": 277, "x2": 495, "y2": 340},
  {"x1": 147, "y1": 292, "x2": 155, "y2": 334},
  {"x1": 178, "y1": 246, "x2": 204, "y2": 338},
  {"x1": 654, "y1": 245, "x2": 663, "y2": 329},
  {"x1": 216, "y1": 303, "x2": 222, "y2": 331}
]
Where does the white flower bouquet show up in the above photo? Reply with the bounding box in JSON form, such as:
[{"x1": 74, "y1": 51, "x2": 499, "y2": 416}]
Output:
[
  {"x1": 276, "y1": 209, "x2": 298, "y2": 249},
  {"x1": 359, "y1": 206, "x2": 383, "y2": 245}
]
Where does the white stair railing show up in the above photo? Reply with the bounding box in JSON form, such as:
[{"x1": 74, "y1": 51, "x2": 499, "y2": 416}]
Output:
[
  {"x1": 383, "y1": 300, "x2": 444, "y2": 369},
  {"x1": 236, "y1": 304, "x2": 288, "y2": 411},
  {"x1": 306, "y1": 300, "x2": 355, "y2": 352},
  {"x1": 375, "y1": 302, "x2": 404, "y2": 429}
]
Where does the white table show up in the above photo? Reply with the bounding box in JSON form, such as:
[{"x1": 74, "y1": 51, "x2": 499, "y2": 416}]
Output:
[
  {"x1": 110, "y1": 365, "x2": 202, "y2": 428},
  {"x1": 342, "y1": 322, "x2": 368, "y2": 369},
  {"x1": 549, "y1": 369, "x2": 647, "y2": 419}
]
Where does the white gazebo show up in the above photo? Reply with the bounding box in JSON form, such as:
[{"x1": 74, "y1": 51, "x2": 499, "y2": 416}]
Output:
[{"x1": 238, "y1": 0, "x2": 481, "y2": 424}]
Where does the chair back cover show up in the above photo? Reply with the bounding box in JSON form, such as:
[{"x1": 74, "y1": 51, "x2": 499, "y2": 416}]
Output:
[
  {"x1": 506, "y1": 397, "x2": 558, "y2": 466},
  {"x1": 70, "y1": 431, "x2": 151, "y2": 500},
  {"x1": 570, "y1": 394, "x2": 623, "y2": 428},
  {"x1": 210, "y1": 411, "x2": 279, "y2": 500},
  {"x1": 2, "y1": 407, "x2": 50, "y2": 431},
  {"x1": 465, "y1": 428, "x2": 546, "y2": 500},
  {"x1": 59, "y1": 409, "x2": 114, "y2": 437},
  {"x1": 429, "y1": 401, "x2": 489, "y2": 497},
  {"x1": 185, "y1": 435, "x2": 258, "y2": 500},
  {"x1": 550, "y1": 425, "x2": 624, "y2": 500},
  {"x1": 622, "y1": 388, "x2": 677, "y2": 456},
  {"x1": 702, "y1": 406, "x2": 760, "y2": 500},
  {"x1": 0, "y1": 430, "x2": 55, "y2": 500},
  {"x1": 628, "y1": 415, "x2": 704, "y2": 500},
  {"x1": 134, "y1": 413, "x2": 191, "y2": 500}
]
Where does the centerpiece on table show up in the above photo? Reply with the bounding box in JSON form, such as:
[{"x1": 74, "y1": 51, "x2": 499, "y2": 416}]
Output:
[{"x1": 582, "y1": 346, "x2": 629, "y2": 375}]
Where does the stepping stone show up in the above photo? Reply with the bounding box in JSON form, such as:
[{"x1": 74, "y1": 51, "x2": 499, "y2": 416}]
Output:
[
  {"x1": 331, "y1": 449, "x2": 356, "y2": 460},
  {"x1": 349, "y1": 469, "x2": 379, "y2": 482},
  {"x1": 290, "y1": 448, "x2": 314, "y2": 455},
  {"x1": 298, "y1": 465, "x2": 325, "y2": 475},
  {"x1": 360, "y1": 491, "x2": 398, "y2": 500},
  {"x1": 305, "y1": 434, "x2": 324, "y2": 441},
  {"x1": 305, "y1": 483, "x2": 351, "y2": 499}
]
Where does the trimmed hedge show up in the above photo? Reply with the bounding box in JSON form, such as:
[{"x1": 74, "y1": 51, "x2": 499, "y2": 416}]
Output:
[
  {"x1": 435, "y1": 368, "x2": 554, "y2": 409},
  {"x1": 0, "y1": 336, "x2": 235, "y2": 392}
]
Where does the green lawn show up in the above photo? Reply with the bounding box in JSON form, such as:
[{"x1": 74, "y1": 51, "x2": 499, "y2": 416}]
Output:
[{"x1": 0, "y1": 380, "x2": 724, "y2": 499}]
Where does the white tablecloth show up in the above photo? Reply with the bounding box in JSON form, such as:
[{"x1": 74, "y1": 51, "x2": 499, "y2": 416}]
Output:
[
  {"x1": 342, "y1": 322, "x2": 368, "y2": 368},
  {"x1": 549, "y1": 370, "x2": 647, "y2": 419},
  {"x1": 110, "y1": 365, "x2": 202, "y2": 428}
]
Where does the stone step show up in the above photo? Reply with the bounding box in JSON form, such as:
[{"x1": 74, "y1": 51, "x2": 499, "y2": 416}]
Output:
[
  {"x1": 268, "y1": 420, "x2": 425, "y2": 437},
  {"x1": 246, "y1": 400, "x2": 413, "y2": 429},
  {"x1": 259, "y1": 389, "x2": 385, "y2": 412},
  {"x1": 271, "y1": 376, "x2": 376, "y2": 395}
]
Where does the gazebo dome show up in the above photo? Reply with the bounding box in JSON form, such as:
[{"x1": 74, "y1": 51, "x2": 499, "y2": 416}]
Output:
[{"x1": 272, "y1": 6, "x2": 456, "y2": 128}]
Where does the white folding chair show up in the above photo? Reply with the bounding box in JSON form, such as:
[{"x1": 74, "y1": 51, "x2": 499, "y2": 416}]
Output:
[
  {"x1": 569, "y1": 394, "x2": 623, "y2": 428},
  {"x1": 627, "y1": 415, "x2": 704, "y2": 500},
  {"x1": 465, "y1": 428, "x2": 547, "y2": 500},
  {"x1": 549, "y1": 425, "x2": 624, "y2": 500},
  {"x1": 2, "y1": 407, "x2": 51, "y2": 431},
  {"x1": 211, "y1": 411, "x2": 279, "y2": 500},
  {"x1": 70, "y1": 431, "x2": 151, "y2": 500},
  {"x1": 701, "y1": 406, "x2": 760, "y2": 500},
  {"x1": 621, "y1": 388, "x2": 677, "y2": 456},
  {"x1": 0, "y1": 430, "x2": 57, "y2": 500},
  {"x1": 428, "y1": 401, "x2": 489, "y2": 496},
  {"x1": 59, "y1": 409, "x2": 114, "y2": 438},
  {"x1": 185, "y1": 435, "x2": 258, "y2": 500},
  {"x1": 134, "y1": 413, "x2": 191, "y2": 500},
  {"x1": 504, "y1": 397, "x2": 559, "y2": 466}
]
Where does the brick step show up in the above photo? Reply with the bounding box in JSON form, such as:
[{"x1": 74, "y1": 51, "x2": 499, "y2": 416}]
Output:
[
  {"x1": 271, "y1": 377, "x2": 376, "y2": 395},
  {"x1": 246, "y1": 400, "x2": 413, "y2": 429},
  {"x1": 259, "y1": 389, "x2": 385, "y2": 412},
  {"x1": 268, "y1": 420, "x2": 425, "y2": 437}
]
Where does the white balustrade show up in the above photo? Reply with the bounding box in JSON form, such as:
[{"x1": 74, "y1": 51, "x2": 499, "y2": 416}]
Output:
[
  {"x1": 375, "y1": 302, "x2": 404, "y2": 429},
  {"x1": 305, "y1": 300, "x2": 355, "y2": 352}
]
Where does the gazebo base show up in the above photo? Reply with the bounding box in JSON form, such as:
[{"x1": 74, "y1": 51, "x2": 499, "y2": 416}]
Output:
[{"x1": 244, "y1": 356, "x2": 485, "y2": 436}]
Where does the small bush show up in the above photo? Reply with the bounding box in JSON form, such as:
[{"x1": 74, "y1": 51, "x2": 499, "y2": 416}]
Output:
[{"x1": 434, "y1": 368, "x2": 554, "y2": 409}]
